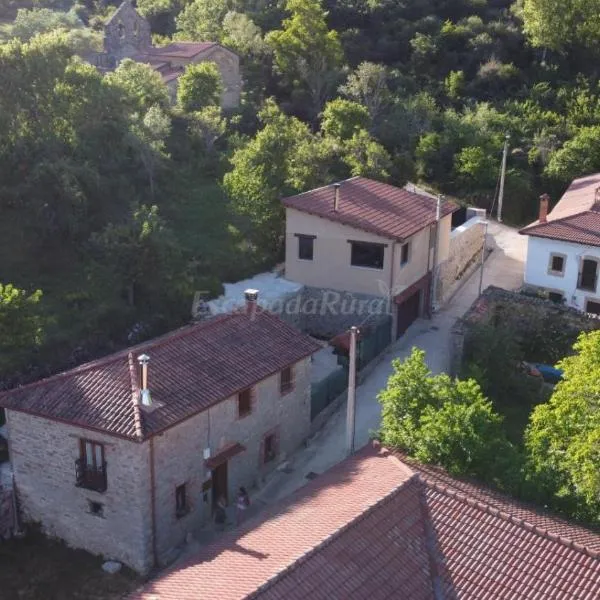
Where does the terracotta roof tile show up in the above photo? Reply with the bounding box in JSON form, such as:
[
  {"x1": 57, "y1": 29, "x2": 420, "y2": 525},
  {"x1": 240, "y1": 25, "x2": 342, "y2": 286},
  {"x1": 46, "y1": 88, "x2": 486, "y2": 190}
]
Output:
[
  {"x1": 520, "y1": 172, "x2": 600, "y2": 246},
  {"x1": 130, "y1": 444, "x2": 600, "y2": 600},
  {"x1": 0, "y1": 310, "x2": 320, "y2": 441},
  {"x1": 142, "y1": 42, "x2": 217, "y2": 59},
  {"x1": 282, "y1": 177, "x2": 459, "y2": 242}
]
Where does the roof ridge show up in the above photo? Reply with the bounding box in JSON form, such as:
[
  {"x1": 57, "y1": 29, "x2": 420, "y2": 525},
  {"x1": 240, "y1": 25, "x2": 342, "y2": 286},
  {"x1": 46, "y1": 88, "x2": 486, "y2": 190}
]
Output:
[
  {"x1": 425, "y1": 480, "x2": 600, "y2": 560},
  {"x1": 247, "y1": 472, "x2": 421, "y2": 599},
  {"x1": 281, "y1": 177, "x2": 357, "y2": 202},
  {"x1": 0, "y1": 312, "x2": 242, "y2": 400},
  {"x1": 127, "y1": 352, "x2": 144, "y2": 441}
]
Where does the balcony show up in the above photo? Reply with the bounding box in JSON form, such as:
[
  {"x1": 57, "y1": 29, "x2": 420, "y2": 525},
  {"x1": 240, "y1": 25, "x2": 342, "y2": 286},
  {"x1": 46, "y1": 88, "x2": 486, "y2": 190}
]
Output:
[{"x1": 75, "y1": 459, "x2": 107, "y2": 493}]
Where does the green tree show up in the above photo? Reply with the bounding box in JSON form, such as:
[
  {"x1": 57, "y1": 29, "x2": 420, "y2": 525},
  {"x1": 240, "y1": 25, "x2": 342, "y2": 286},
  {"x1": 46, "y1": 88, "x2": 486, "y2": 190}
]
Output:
[
  {"x1": 0, "y1": 284, "x2": 45, "y2": 377},
  {"x1": 343, "y1": 129, "x2": 391, "y2": 179},
  {"x1": 445, "y1": 70, "x2": 465, "y2": 100},
  {"x1": 177, "y1": 62, "x2": 223, "y2": 112},
  {"x1": 545, "y1": 126, "x2": 600, "y2": 183},
  {"x1": 523, "y1": 0, "x2": 600, "y2": 51},
  {"x1": 11, "y1": 8, "x2": 81, "y2": 40},
  {"x1": 321, "y1": 98, "x2": 369, "y2": 140},
  {"x1": 189, "y1": 105, "x2": 227, "y2": 153},
  {"x1": 105, "y1": 59, "x2": 170, "y2": 113},
  {"x1": 266, "y1": 0, "x2": 343, "y2": 117},
  {"x1": 222, "y1": 11, "x2": 265, "y2": 54},
  {"x1": 339, "y1": 61, "x2": 390, "y2": 122},
  {"x1": 455, "y1": 146, "x2": 497, "y2": 189},
  {"x1": 175, "y1": 0, "x2": 228, "y2": 41},
  {"x1": 379, "y1": 348, "x2": 516, "y2": 484},
  {"x1": 525, "y1": 330, "x2": 600, "y2": 522},
  {"x1": 223, "y1": 100, "x2": 325, "y2": 258}
]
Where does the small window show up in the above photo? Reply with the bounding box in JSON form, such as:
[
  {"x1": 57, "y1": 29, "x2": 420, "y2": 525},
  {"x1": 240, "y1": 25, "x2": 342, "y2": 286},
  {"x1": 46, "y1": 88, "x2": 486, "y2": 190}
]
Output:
[
  {"x1": 586, "y1": 300, "x2": 600, "y2": 315},
  {"x1": 548, "y1": 254, "x2": 565, "y2": 274},
  {"x1": 263, "y1": 433, "x2": 278, "y2": 464},
  {"x1": 400, "y1": 242, "x2": 410, "y2": 266},
  {"x1": 175, "y1": 484, "x2": 188, "y2": 518},
  {"x1": 280, "y1": 366, "x2": 294, "y2": 395},
  {"x1": 350, "y1": 241, "x2": 384, "y2": 269},
  {"x1": 117, "y1": 21, "x2": 125, "y2": 39},
  {"x1": 88, "y1": 501, "x2": 104, "y2": 517},
  {"x1": 238, "y1": 388, "x2": 252, "y2": 418},
  {"x1": 297, "y1": 235, "x2": 314, "y2": 261},
  {"x1": 548, "y1": 291, "x2": 564, "y2": 304}
]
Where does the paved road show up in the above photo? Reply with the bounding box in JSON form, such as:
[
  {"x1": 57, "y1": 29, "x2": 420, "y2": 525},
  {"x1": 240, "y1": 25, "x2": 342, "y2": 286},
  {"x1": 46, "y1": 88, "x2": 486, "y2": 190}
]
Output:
[{"x1": 254, "y1": 221, "x2": 526, "y2": 505}]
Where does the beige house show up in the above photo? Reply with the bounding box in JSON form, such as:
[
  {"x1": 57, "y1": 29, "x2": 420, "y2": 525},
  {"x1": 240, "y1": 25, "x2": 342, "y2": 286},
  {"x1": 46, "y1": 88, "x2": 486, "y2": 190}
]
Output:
[
  {"x1": 283, "y1": 177, "x2": 457, "y2": 339},
  {"x1": 0, "y1": 293, "x2": 319, "y2": 573},
  {"x1": 90, "y1": 0, "x2": 242, "y2": 109}
]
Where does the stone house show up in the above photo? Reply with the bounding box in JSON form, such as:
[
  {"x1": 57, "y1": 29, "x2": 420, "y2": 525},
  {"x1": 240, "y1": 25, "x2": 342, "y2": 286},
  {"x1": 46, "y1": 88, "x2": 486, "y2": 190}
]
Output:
[
  {"x1": 520, "y1": 173, "x2": 600, "y2": 314},
  {"x1": 90, "y1": 0, "x2": 242, "y2": 109},
  {"x1": 282, "y1": 177, "x2": 461, "y2": 340},
  {"x1": 0, "y1": 293, "x2": 319, "y2": 573}
]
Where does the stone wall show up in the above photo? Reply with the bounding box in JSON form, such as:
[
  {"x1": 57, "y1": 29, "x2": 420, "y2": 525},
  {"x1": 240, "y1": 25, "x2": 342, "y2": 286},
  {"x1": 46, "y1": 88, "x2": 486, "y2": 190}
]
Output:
[
  {"x1": 6, "y1": 411, "x2": 153, "y2": 572},
  {"x1": 450, "y1": 286, "x2": 600, "y2": 375},
  {"x1": 436, "y1": 216, "x2": 485, "y2": 306},
  {"x1": 190, "y1": 47, "x2": 241, "y2": 110},
  {"x1": 151, "y1": 356, "x2": 311, "y2": 565}
]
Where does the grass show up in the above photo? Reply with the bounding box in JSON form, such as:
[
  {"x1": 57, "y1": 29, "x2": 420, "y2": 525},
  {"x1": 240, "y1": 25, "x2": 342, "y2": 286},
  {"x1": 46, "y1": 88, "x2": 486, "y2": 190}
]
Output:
[{"x1": 0, "y1": 529, "x2": 141, "y2": 600}]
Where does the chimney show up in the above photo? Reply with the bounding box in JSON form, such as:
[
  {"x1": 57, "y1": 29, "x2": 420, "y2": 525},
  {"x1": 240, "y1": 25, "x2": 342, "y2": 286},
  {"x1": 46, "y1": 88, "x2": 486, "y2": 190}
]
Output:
[
  {"x1": 333, "y1": 183, "x2": 341, "y2": 212},
  {"x1": 244, "y1": 289, "x2": 259, "y2": 320},
  {"x1": 436, "y1": 195, "x2": 444, "y2": 222},
  {"x1": 137, "y1": 353, "x2": 152, "y2": 406},
  {"x1": 539, "y1": 194, "x2": 550, "y2": 223}
]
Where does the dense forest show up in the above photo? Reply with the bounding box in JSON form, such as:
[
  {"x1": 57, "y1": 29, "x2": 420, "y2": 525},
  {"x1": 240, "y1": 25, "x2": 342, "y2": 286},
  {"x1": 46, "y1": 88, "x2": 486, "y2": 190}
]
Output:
[{"x1": 1, "y1": 0, "x2": 600, "y2": 384}]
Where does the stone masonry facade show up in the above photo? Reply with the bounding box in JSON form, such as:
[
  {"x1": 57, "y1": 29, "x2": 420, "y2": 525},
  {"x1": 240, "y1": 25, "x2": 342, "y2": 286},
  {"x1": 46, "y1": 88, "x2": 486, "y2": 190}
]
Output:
[{"x1": 4, "y1": 357, "x2": 311, "y2": 572}]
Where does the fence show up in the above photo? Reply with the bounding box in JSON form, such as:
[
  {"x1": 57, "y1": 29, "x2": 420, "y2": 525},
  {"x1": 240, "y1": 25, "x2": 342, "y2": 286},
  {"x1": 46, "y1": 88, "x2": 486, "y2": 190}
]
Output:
[{"x1": 310, "y1": 315, "x2": 392, "y2": 421}]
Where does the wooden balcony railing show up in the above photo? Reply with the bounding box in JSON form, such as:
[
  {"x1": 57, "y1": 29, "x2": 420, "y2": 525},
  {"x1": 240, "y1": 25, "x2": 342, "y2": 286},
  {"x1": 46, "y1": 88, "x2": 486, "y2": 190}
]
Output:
[{"x1": 75, "y1": 459, "x2": 107, "y2": 493}]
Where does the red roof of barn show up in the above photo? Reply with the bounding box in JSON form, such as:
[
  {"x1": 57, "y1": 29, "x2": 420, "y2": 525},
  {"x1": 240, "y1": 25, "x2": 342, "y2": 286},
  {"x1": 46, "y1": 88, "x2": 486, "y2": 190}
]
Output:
[
  {"x1": 130, "y1": 444, "x2": 600, "y2": 600},
  {"x1": 282, "y1": 177, "x2": 459, "y2": 242},
  {"x1": 0, "y1": 310, "x2": 320, "y2": 441},
  {"x1": 520, "y1": 172, "x2": 600, "y2": 246}
]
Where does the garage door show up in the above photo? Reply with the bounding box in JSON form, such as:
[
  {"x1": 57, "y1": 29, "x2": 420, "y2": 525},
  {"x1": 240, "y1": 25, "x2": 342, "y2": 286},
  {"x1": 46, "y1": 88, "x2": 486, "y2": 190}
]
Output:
[{"x1": 396, "y1": 290, "x2": 421, "y2": 338}]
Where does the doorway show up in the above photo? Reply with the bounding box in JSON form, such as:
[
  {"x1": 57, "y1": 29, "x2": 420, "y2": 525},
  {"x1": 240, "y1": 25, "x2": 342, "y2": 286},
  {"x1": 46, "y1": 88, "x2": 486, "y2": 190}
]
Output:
[
  {"x1": 211, "y1": 461, "x2": 228, "y2": 507},
  {"x1": 396, "y1": 290, "x2": 421, "y2": 338}
]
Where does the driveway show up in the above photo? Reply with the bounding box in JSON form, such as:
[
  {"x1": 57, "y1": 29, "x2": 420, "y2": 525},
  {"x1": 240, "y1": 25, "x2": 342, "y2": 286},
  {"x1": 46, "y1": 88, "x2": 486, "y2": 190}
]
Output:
[{"x1": 254, "y1": 221, "x2": 526, "y2": 505}]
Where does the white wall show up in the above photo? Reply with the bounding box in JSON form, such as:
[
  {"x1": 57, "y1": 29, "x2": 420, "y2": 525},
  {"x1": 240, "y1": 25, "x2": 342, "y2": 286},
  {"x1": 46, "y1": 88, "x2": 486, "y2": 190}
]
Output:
[
  {"x1": 284, "y1": 208, "x2": 452, "y2": 297},
  {"x1": 524, "y1": 236, "x2": 600, "y2": 310}
]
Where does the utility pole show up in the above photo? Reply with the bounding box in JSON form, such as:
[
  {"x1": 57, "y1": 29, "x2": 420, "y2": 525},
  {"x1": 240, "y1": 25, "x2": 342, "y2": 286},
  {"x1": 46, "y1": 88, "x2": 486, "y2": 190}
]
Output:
[
  {"x1": 497, "y1": 134, "x2": 510, "y2": 223},
  {"x1": 478, "y1": 219, "x2": 489, "y2": 296},
  {"x1": 346, "y1": 326, "x2": 359, "y2": 456},
  {"x1": 429, "y1": 195, "x2": 443, "y2": 313}
]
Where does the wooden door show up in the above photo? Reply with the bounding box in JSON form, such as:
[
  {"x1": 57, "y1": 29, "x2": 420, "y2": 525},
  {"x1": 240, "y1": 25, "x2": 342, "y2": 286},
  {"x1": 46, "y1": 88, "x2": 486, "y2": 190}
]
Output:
[{"x1": 211, "y1": 462, "x2": 228, "y2": 506}]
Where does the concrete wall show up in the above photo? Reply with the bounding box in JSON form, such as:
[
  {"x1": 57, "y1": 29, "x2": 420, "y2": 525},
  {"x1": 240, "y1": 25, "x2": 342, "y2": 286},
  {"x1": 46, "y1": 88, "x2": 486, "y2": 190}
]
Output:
[
  {"x1": 6, "y1": 411, "x2": 152, "y2": 572},
  {"x1": 140, "y1": 356, "x2": 311, "y2": 566},
  {"x1": 524, "y1": 236, "x2": 600, "y2": 311},
  {"x1": 436, "y1": 217, "x2": 485, "y2": 305},
  {"x1": 284, "y1": 208, "x2": 452, "y2": 298}
]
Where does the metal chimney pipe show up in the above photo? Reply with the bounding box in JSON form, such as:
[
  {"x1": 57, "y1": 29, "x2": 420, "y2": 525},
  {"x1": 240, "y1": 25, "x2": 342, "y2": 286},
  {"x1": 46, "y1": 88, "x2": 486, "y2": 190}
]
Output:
[
  {"x1": 137, "y1": 354, "x2": 152, "y2": 406},
  {"x1": 333, "y1": 183, "x2": 341, "y2": 212},
  {"x1": 244, "y1": 289, "x2": 259, "y2": 320}
]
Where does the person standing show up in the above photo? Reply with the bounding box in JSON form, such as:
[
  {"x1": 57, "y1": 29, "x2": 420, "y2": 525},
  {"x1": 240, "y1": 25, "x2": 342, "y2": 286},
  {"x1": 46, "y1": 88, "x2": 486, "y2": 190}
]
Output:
[{"x1": 236, "y1": 487, "x2": 250, "y2": 526}]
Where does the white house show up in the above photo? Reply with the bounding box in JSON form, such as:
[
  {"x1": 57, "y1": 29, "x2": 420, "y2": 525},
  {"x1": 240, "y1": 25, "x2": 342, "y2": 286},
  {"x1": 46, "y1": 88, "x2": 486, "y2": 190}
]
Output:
[{"x1": 520, "y1": 173, "x2": 600, "y2": 314}]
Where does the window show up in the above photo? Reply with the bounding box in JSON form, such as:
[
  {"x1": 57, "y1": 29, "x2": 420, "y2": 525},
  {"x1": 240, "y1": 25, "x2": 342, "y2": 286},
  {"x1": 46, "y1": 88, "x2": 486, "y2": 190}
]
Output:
[
  {"x1": 578, "y1": 258, "x2": 598, "y2": 291},
  {"x1": 175, "y1": 484, "x2": 188, "y2": 518},
  {"x1": 586, "y1": 300, "x2": 600, "y2": 315},
  {"x1": 88, "y1": 501, "x2": 104, "y2": 517},
  {"x1": 280, "y1": 366, "x2": 294, "y2": 395},
  {"x1": 76, "y1": 440, "x2": 107, "y2": 493},
  {"x1": 296, "y1": 234, "x2": 315, "y2": 261},
  {"x1": 350, "y1": 241, "x2": 385, "y2": 269},
  {"x1": 400, "y1": 242, "x2": 410, "y2": 266},
  {"x1": 548, "y1": 253, "x2": 565, "y2": 275},
  {"x1": 238, "y1": 388, "x2": 252, "y2": 418},
  {"x1": 548, "y1": 291, "x2": 564, "y2": 304},
  {"x1": 263, "y1": 432, "x2": 278, "y2": 464}
]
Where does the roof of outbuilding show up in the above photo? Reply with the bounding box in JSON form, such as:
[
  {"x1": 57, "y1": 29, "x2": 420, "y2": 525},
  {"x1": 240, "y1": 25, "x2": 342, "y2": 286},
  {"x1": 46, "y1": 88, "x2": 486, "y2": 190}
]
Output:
[
  {"x1": 130, "y1": 444, "x2": 600, "y2": 600},
  {"x1": 143, "y1": 41, "x2": 217, "y2": 59},
  {"x1": 0, "y1": 310, "x2": 320, "y2": 441},
  {"x1": 282, "y1": 177, "x2": 459, "y2": 242},
  {"x1": 520, "y1": 172, "x2": 600, "y2": 246}
]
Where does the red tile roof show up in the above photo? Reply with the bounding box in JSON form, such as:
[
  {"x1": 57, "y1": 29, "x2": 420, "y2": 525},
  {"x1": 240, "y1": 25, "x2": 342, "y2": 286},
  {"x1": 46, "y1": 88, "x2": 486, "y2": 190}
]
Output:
[
  {"x1": 130, "y1": 444, "x2": 600, "y2": 600},
  {"x1": 142, "y1": 42, "x2": 217, "y2": 59},
  {"x1": 282, "y1": 177, "x2": 459, "y2": 242},
  {"x1": 520, "y1": 172, "x2": 600, "y2": 246},
  {"x1": 0, "y1": 310, "x2": 320, "y2": 441}
]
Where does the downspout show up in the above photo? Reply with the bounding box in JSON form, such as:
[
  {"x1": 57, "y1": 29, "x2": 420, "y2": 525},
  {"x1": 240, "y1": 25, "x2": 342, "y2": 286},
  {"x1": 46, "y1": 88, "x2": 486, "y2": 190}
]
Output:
[
  {"x1": 389, "y1": 242, "x2": 396, "y2": 324},
  {"x1": 149, "y1": 437, "x2": 158, "y2": 568}
]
